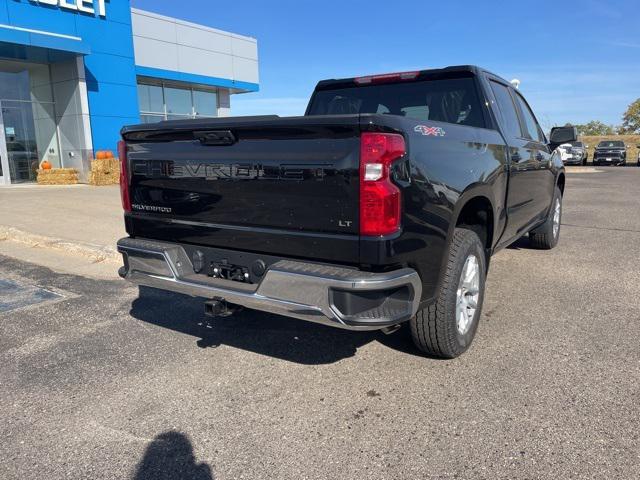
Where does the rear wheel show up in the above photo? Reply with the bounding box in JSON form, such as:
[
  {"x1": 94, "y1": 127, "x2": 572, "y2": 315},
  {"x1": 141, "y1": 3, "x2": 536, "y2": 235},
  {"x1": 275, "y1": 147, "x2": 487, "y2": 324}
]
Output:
[
  {"x1": 410, "y1": 228, "x2": 486, "y2": 359},
  {"x1": 529, "y1": 186, "x2": 562, "y2": 249}
]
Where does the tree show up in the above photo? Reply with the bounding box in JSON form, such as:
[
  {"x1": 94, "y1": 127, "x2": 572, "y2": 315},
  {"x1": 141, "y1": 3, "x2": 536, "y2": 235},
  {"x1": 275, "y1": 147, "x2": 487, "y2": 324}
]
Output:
[
  {"x1": 575, "y1": 121, "x2": 616, "y2": 136},
  {"x1": 620, "y1": 99, "x2": 640, "y2": 134}
]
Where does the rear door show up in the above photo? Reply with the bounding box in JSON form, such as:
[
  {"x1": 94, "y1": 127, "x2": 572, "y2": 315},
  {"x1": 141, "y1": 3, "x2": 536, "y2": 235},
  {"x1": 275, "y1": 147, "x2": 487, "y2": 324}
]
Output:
[
  {"x1": 488, "y1": 78, "x2": 541, "y2": 242},
  {"x1": 512, "y1": 91, "x2": 554, "y2": 216}
]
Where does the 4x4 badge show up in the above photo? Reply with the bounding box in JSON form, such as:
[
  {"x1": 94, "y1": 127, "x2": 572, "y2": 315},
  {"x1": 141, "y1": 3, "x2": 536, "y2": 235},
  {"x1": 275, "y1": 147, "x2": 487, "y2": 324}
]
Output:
[{"x1": 415, "y1": 125, "x2": 446, "y2": 137}]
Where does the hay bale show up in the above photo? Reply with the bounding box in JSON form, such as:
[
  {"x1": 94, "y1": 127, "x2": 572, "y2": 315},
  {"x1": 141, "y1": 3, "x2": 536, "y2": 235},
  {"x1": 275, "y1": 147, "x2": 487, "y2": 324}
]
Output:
[
  {"x1": 89, "y1": 158, "x2": 120, "y2": 186},
  {"x1": 92, "y1": 157, "x2": 119, "y2": 174},
  {"x1": 37, "y1": 168, "x2": 79, "y2": 185}
]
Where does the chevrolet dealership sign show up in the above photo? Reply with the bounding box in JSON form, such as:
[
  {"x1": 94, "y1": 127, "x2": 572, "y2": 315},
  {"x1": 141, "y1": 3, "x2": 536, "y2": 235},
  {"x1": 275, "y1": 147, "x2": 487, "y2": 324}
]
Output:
[{"x1": 29, "y1": 0, "x2": 107, "y2": 17}]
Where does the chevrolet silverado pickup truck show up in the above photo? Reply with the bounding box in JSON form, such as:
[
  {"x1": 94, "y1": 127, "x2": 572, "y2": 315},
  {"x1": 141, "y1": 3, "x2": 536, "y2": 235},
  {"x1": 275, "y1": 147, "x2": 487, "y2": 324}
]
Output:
[
  {"x1": 593, "y1": 140, "x2": 627, "y2": 166},
  {"x1": 117, "y1": 65, "x2": 575, "y2": 359}
]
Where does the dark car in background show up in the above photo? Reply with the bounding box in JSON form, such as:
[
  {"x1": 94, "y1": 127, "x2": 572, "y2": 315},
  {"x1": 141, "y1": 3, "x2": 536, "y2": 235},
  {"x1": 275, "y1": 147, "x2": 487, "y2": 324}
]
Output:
[{"x1": 593, "y1": 140, "x2": 627, "y2": 166}]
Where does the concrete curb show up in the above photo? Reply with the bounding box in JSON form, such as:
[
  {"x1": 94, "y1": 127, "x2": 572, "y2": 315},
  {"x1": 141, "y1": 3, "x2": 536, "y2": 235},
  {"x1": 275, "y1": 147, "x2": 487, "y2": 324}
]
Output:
[
  {"x1": 0, "y1": 226, "x2": 119, "y2": 263},
  {"x1": 565, "y1": 167, "x2": 603, "y2": 173}
]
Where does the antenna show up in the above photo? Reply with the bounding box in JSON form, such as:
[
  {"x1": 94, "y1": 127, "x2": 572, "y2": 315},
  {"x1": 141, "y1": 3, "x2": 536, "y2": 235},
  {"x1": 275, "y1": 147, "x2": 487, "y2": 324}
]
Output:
[{"x1": 510, "y1": 78, "x2": 521, "y2": 89}]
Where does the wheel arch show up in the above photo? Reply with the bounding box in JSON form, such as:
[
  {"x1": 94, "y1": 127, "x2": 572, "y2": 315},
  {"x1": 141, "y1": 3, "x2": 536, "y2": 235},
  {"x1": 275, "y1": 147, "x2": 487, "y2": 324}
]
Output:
[
  {"x1": 557, "y1": 172, "x2": 566, "y2": 196},
  {"x1": 451, "y1": 189, "x2": 498, "y2": 255},
  {"x1": 421, "y1": 184, "x2": 502, "y2": 307}
]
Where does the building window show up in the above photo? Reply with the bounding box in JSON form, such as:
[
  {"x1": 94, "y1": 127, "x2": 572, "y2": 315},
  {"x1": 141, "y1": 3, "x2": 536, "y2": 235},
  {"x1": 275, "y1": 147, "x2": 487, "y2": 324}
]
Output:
[
  {"x1": 193, "y1": 90, "x2": 217, "y2": 117},
  {"x1": 140, "y1": 114, "x2": 166, "y2": 124},
  {"x1": 164, "y1": 87, "x2": 192, "y2": 117},
  {"x1": 137, "y1": 81, "x2": 218, "y2": 123},
  {"x1": 137, "y1": 84, "x2": 164, "y2": 114}
]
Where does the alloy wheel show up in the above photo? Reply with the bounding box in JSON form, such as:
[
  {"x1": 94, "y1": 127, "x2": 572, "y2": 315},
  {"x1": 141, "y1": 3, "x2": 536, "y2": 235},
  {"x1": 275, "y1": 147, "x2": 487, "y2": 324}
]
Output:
[{"x1": 456, "y1": 255, "x2": 480, "y2": 335}]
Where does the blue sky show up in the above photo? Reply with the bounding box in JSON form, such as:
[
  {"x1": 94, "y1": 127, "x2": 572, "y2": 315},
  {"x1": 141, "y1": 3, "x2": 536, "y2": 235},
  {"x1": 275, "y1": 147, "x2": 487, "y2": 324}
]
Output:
[{"x1": 131, "y1": 0, "x2": 640, "y2": 129}]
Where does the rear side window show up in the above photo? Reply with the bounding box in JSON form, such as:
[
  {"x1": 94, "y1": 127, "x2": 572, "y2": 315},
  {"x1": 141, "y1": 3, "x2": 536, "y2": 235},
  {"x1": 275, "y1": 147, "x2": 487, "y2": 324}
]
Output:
[
  {"x1": 307, "y1": 77, "x2": 486, "y2": 128},
  {"x1": 514, "y1": 93, "x2": 545, "y2": 143},
  {"x1": 489, "y1": 81, "x2": 522, "y2": 139}
]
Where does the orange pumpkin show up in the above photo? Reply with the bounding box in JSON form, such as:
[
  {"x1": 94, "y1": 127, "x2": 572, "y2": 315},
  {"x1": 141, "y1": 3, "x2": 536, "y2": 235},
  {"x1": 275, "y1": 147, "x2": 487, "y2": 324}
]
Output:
[
  {"x1": 41, "y1": 160, "x2": 52, "y2": 170},
  {"x1": 96, "y1": 151, "x2": 107, "y2": 160},
  {"x1": 104, "y1": 150, "x2": 115, "y2": 159}
]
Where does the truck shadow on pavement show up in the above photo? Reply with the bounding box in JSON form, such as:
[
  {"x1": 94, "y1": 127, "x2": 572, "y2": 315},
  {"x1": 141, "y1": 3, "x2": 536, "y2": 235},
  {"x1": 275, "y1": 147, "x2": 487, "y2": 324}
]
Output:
[
  {"x1": 505, "y1": 236, "x2": 534, "y2": 250},
  {"x1": 133, "y1": 431, "x2": 213, "y2": 480},
  {"x1": 130, "y1": 286, "x2": 423, "y2": 364}
]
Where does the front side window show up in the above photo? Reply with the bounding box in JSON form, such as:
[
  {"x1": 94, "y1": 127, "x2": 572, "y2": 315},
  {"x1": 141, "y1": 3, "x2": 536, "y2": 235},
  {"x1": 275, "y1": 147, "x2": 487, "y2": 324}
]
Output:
[{"x1": 514, "y1": 93, "x2": 544, "y2": 143}]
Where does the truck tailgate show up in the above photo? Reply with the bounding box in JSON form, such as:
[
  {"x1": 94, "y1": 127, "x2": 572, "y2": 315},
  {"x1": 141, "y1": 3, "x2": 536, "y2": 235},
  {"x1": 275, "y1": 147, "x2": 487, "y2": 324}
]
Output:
[{"x1": 122, "y1": 116, "x2": 361, "y2": 264}]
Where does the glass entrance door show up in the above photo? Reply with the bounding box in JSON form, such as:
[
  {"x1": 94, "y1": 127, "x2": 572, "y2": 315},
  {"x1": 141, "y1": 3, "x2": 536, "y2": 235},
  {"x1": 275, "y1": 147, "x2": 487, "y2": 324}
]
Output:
[
  {"x1": 0, "y1": 100, "x2": 59, "y2": 183},
  {"x1": 0, "y1": 60, "x2": 61, "y2": 184},
  {"x1": 1, "y1": 101, "x2": 39, "y2": 183}
]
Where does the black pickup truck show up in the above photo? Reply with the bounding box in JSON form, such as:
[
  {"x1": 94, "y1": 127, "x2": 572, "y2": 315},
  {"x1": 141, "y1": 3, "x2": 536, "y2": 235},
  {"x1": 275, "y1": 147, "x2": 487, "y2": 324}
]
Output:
[
  {"x1": 117, "y1": 65, "x2": 574, "y2": 358},
  {"x1": 593, "y1": 140, "x2": 627, "y2": 166}
]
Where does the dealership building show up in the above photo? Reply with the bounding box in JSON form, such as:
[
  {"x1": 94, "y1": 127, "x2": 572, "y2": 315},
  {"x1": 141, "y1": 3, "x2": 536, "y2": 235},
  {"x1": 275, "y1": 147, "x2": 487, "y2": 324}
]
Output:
[{"x1": 0, "y1": 0, "x2": 259, "y2": 185}]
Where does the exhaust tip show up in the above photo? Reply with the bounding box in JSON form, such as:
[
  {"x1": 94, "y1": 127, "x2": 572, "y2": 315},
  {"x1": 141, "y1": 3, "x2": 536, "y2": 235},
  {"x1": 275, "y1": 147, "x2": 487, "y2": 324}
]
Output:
[{"x1": 381, "y1": 324, "x2": 402, "y2": 335}]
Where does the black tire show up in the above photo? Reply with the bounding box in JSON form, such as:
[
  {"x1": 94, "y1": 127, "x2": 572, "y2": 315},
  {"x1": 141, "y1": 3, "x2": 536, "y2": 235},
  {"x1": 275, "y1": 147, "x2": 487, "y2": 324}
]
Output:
[
  {"x1": 529, "y1": 186, "x2": 562, "y2": 250},
  {"x1": 410, "y1": 228, "x2": 486, "y2": 359}
]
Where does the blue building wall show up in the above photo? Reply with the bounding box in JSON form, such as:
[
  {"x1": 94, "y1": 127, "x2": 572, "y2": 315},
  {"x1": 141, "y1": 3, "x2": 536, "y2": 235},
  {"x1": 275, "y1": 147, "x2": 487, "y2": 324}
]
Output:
[{"x1": 0, "y1": 0, "x2": 140, "y2": 151}]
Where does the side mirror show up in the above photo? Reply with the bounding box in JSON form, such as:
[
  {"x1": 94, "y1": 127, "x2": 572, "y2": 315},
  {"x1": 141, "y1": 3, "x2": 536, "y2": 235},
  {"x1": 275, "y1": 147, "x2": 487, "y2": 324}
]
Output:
[{"x1": 549, "y1": 126, "x2": 578, "y2": 146}]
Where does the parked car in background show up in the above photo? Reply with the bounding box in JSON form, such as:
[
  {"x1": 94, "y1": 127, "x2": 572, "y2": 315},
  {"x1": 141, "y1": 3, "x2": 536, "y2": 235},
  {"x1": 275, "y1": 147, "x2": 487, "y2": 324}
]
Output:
[
  {"x1": 570, "y1": 141, "x2": 588, "y2": 165},
  {"x1": 558, "y1": 142, "x2": 585, "y2": 166},
  {"x1": 637, "y1": 145, "x2": 640, "y2": 166},
  {"x1": 593, "y1": 140, "x2": 627, "y2": 166},
  {"x1": 557, "y1": 143, "x2": 571, "y2": 164}
]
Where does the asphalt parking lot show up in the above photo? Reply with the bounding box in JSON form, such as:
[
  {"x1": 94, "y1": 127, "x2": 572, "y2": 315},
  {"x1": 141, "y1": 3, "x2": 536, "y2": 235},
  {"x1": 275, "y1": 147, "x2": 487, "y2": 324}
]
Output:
[{"x1": 1, "y1": 167, "x2": 639, "y2": 480}]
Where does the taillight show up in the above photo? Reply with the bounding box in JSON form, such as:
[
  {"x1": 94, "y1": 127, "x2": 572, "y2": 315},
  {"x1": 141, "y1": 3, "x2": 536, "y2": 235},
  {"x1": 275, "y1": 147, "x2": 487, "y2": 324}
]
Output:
[
  {"x1": 117, "y1": 140, "x2": 131, "y2": 212},
  {"x1": 360, "y1": 132, "x2": 405, "y2": 236}
]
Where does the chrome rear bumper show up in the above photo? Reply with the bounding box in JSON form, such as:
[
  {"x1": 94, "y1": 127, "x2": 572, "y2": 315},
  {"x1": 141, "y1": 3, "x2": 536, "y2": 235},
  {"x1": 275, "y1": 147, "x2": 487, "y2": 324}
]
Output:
[{"x1": 117, "y1": 238, "x2": 422, "y2": 331}]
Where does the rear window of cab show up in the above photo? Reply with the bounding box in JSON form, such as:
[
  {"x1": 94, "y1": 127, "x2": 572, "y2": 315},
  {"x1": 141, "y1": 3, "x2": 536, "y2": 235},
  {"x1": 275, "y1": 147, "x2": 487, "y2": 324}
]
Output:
[{"x1": 307, "y1": 76, "x2": 486, "y2": 129}]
